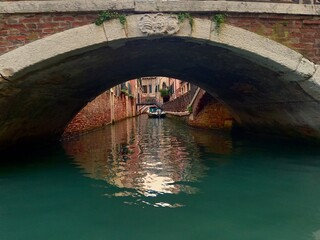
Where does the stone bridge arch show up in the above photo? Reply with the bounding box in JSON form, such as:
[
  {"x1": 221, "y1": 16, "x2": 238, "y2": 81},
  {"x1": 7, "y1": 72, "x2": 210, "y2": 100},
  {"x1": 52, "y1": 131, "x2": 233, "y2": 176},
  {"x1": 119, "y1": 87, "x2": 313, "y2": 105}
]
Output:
[{"x1": 0, "y1": 14, "x2": 319, "y2": 148}]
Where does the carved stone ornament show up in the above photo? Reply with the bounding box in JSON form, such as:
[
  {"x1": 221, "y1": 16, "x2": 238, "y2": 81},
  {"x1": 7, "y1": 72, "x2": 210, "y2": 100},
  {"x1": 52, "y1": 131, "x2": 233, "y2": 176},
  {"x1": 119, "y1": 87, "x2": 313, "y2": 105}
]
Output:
[{"x1": 138, "y1": 13, "x2": 180, "y2": 35}]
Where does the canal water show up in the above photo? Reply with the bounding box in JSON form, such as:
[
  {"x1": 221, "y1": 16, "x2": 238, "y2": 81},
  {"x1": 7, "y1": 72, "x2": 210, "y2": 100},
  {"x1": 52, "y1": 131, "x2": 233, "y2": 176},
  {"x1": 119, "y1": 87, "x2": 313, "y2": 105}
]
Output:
[{"x1": 1, "y1": 115, "x2": 320, "y2": 240}]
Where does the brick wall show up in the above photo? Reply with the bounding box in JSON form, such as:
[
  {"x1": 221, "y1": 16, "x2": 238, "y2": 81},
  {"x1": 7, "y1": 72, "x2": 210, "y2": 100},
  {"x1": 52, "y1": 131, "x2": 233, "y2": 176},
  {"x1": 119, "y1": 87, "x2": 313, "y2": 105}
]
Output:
[
  {"x1": 188, "y1": 93, "x2": 234, "y2": 130},
  {"x1": 114, "y1": 94, "x2": 128, "y2": 122},
  {"x1": 63, "y1": 91, "x2": 137, "y2": 137},
  {"x1": 0, "y1": 13, "x2": 96, "y2": 54},
  {"x1": 226, "y1": 13, "x2": 320, "y2": 64},
  {"x1": 63, "y1": 91, "x2": 112, "y2": 136},
  {"x1": 1, "y1": 12, "x2": 320, "y2": 63}
]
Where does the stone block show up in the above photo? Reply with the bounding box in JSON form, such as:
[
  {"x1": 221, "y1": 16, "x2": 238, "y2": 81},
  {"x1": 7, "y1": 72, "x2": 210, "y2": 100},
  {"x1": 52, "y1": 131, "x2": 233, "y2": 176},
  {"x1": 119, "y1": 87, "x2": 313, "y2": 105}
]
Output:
[
  {"x1": 191, "y1": 18, "x2": 212, "y2": 41},
  {"x1": 103, "y1": 18, "x2": 127, "y2": 42},
  {"x1": 125, "y1": 15, "x2": 145, "y2": 39},
  {"x1": 0, "y1": 24, "x2": 107, "y2": 78},
  {"x1": 299, "y1": 65, "x2": 320, "y2": 101},
  {"x1": 281, "y1": 57, "x2": 316, "y2": 82},
  {"x1": 210, "y1": 24, "x2": 303, "y2": 77},
  {"x1": 176, "y1": 18, "x2": 192, "y2": 37}
]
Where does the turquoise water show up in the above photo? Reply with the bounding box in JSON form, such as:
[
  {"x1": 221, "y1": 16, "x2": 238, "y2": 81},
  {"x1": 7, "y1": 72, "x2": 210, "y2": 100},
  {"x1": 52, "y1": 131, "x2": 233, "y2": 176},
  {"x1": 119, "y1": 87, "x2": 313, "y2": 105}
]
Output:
[{"x1": 1, "y1": 115, "x2": 320, "y2": 240}]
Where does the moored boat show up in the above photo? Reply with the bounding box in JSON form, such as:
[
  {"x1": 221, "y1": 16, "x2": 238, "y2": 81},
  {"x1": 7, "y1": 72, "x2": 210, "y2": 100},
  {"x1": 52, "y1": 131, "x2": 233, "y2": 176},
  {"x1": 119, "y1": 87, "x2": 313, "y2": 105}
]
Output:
[{"x1": 147, "y1": 106, "x2": 166, "y2": 118}]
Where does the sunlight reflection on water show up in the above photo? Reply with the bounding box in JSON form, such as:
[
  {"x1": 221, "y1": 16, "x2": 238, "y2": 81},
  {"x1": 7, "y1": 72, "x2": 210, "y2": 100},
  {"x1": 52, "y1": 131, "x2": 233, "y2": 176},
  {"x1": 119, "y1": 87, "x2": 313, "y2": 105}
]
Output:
[
  {"x1": 2, "y1": 115, "x2": 320, "y2": 239},
  {"x1": 63, "y1": 115, "x2": 232, "y2": 207}
]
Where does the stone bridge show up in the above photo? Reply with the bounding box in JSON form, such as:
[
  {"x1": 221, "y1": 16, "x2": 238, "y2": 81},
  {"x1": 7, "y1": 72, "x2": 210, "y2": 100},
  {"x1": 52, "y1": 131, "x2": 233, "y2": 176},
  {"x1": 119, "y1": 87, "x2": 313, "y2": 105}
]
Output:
[{"x1": 0, "y1": 0, "x2": 320, "y2": 148}]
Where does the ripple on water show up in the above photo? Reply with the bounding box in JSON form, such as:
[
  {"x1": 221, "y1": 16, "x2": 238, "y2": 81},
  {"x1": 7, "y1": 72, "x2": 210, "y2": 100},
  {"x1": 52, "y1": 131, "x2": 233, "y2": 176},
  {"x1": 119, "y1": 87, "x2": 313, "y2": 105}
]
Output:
[{"x1": 63, "y1": 115, "x2": 209, "y2": 208}]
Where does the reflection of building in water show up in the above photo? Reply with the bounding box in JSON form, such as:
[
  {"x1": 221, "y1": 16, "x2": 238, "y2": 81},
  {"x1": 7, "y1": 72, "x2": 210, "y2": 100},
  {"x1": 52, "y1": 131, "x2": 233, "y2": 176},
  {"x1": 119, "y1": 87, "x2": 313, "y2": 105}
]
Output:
[{"x1": 63, "y1": 115, "x2": 211, "y2": 197}]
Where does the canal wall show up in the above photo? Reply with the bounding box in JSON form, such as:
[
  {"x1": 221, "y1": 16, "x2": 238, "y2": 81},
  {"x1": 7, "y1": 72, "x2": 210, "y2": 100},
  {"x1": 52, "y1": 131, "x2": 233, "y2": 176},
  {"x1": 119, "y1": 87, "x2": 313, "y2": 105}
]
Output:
[
  {"x1": 63, "y1": 91, "x2": 137, "y2": 137},
  {"x1": 188, "y1": 93, "x2": 234, "y2": 130},
  {"x1": 164, "y1": 89, "x2": 234, "y2": 130}
]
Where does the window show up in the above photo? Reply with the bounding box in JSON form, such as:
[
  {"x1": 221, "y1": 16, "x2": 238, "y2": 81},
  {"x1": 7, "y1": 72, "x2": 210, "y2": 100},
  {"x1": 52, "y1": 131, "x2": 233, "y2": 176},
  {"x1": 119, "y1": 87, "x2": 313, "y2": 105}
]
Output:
[
  {"x1": 142, "y1": 85, "x2": 147, "y2": 93},
  {"x1": 121, "y1": 83, "x2": 127, "y2": 90},
  {"x1": 162, "y1": 82, "x2": 167, "y2": 89},
  {"x1": 170, "y1": 85, "x2": 174, "y2": 94},
  {"x1": 149, "y1": 84, "x2": 152, "y2": 93}
]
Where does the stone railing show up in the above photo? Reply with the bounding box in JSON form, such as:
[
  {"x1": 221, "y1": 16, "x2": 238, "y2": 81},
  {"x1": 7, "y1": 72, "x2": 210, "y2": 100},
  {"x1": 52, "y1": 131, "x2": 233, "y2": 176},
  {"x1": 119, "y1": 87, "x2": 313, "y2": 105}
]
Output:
[
  {"x1": 1, "y1": 0, "x2": 319, "y2": 15},
  {"x1": 138, "y1": 97, "x2": 163, "y2": 107},
  {"x1": 0, "y1": 0, "x2": 319, "y2": 4},
  {"x1": 162, "y1": 85, "x2": 198, "y2": 112}
]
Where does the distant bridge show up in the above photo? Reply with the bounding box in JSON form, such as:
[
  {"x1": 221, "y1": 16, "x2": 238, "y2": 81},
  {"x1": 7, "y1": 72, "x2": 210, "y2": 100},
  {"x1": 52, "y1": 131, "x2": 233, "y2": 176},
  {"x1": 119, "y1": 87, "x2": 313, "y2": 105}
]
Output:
[
  {"x1": 136, "y1": 97, "x2": 163, "y2": 114},
  {"x1": 0, "y1": 0, "x2": 320, "y2": 148}
]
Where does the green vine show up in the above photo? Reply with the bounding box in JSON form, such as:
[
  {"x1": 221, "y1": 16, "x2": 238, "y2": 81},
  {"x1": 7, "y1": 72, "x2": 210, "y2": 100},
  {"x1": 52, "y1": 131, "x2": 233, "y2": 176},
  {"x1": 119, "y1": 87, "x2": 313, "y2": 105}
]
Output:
[
  {"x1": 212, "y1": 14, "x2": 226, "y2": 32},
  {"x1": 119, "y1": 14, "x2": 126, "y2": 26},
  {"x1": 120, "y1": 88, "x2": 134, "y2": 98},
  {"x1": 95, "y1": 11, "x2": 127, "y2": 26},
  {"x1": 159, "y1": 88, "x2": 170, "y2": 98},
  {"x1": 177, "y1": 13, "x2": 194, "y2": 29}
]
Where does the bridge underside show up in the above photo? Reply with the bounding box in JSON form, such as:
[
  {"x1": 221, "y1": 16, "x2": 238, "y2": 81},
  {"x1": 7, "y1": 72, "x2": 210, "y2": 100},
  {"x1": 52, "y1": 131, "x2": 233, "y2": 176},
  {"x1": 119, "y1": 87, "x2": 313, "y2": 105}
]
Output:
[{"x1": 0, "y1": 17, "x2": 319, "y2": 148}]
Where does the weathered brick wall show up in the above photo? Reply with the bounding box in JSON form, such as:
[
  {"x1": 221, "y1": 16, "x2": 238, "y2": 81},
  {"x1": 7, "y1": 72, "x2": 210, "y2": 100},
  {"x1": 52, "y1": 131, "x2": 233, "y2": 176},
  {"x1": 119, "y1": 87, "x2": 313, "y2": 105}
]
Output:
[
  {"x1": 127, "y1": 97, "x2": 135, "y2": 117},
  {"x1": 63, "y1": 91, "x2": 112, "y2": 136},
  {"x1": 63, "y1": 91, "x2": 136, "y2": 136},
  {"x1": 188, "y1": 93, "x2": 234, "y2": 130},
  {"x1": 1, "y1": 12, "x2": 320, "y2": 63},
  {"x1": 162, "y1": 85, "x2": 197, "y2": 112},
  {"x1": 226, "y1": 13, "x2": 320, "y2": 64},
  {"x1": 0, "y1": 13, "x2": 96, "y2": 54},
  {"x1": 114, "y1": 94, "x2": 128, "y2": 121}
]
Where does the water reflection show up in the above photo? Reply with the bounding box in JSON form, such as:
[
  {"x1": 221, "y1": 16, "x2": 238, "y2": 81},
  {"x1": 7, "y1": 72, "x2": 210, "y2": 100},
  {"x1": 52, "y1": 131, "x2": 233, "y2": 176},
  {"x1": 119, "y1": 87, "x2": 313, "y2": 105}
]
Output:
[
  {"x1": 2, "y1": 115, "x2": 320, "y2": 239},
  {"x1": 63, "y1": 115, "x2": 233, "y2": 206}
]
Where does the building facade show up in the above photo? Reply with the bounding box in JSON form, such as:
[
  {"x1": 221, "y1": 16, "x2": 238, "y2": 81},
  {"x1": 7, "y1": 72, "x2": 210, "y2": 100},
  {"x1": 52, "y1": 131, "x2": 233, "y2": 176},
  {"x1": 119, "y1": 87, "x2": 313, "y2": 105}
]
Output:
[
  {"x1": 64, "y1": 79, "x2": 139, "y2": 136},
  {"x1": 139, "y1": 77, "x2": 194, "y2": 104}
]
